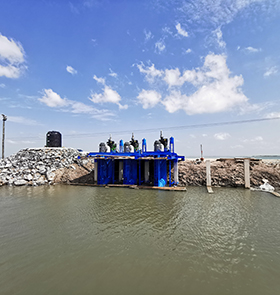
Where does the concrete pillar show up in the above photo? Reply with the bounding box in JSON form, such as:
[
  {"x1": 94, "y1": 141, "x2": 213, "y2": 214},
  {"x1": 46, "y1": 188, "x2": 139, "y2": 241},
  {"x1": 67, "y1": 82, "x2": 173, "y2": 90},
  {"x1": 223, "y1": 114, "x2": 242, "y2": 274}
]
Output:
[
  {"x1": 206, "y1": 160, "x2": 211, "y2": 187},
  {"x1": 174, "y1": 160, "x2": 178, "y2": 185},
  {"x1": 144, "y1": 161, "x2": 149, "y2": 183},
  {"x1": 119, "y1": 160, "x2": 123, "y2": 182},
  {"x1": 94, "y1": 161, "x2": 98, "y2": 183},
  {"x1": 244, "y1": 159, "x2": 250, "y2": 189}
]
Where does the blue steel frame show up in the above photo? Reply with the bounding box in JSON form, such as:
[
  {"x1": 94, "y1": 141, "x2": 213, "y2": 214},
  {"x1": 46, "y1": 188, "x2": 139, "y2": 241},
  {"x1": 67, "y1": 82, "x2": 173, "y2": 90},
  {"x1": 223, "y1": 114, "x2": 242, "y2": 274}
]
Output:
[{"x1": 84, "y1": 137, "x2": 184, "y2": 187}]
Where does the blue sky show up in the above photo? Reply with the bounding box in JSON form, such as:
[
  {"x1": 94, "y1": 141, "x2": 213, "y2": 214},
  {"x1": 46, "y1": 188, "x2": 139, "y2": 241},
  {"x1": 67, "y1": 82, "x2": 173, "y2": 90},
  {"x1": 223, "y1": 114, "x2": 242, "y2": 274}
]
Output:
[{"x1": 1, "y1": 0, "x2": 280, "y2": 157}]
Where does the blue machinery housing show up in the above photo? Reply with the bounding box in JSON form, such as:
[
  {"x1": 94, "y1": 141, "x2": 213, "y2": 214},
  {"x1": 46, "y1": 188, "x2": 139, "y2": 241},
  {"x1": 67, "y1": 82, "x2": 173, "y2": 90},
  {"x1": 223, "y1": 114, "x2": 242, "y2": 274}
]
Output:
[{"x1": 87, "y1": 136, "x2": 184, "y2": 187}]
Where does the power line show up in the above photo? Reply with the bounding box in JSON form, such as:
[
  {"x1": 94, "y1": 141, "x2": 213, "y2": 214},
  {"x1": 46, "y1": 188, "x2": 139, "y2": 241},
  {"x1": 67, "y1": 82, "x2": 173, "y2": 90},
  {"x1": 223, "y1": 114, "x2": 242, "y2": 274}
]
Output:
[{"x1": 6, "y1": 116, "x2": 280, "y2": 141}]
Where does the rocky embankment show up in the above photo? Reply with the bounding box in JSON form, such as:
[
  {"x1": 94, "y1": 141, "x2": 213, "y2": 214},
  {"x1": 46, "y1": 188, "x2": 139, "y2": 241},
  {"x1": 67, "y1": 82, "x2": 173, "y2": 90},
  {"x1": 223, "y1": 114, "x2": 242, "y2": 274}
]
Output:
[
  {"x1": 0, "y1": 148, "x2": 94, "y2": 186},
  {"x1": 178, "y1": 159, "x2": 280, "y2": 189},
  {"x1": 1, "y1": 148, "x2": 280, "y2": 189}
]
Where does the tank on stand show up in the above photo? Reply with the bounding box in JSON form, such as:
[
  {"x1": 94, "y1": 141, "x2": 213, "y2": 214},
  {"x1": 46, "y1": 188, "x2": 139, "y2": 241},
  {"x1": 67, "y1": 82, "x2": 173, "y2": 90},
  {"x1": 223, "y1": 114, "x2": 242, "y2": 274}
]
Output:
[{"x1": 46, "y1": 131, "x2": 62, "y2": 147}]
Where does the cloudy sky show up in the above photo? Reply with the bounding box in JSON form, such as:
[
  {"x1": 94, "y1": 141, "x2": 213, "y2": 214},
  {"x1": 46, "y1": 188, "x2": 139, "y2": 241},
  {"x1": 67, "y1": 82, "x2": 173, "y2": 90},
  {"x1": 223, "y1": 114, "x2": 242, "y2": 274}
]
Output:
[{"x1": 1, "y1": 0, "x2": 280, "y2": 157}]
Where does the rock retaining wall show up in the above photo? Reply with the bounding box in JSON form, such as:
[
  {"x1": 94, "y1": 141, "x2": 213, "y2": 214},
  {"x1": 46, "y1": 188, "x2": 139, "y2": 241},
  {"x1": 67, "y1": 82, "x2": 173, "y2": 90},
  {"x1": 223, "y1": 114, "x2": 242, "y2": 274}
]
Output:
[{"x1": 0, "y1": 148, "x2": 83, "y2": 186}]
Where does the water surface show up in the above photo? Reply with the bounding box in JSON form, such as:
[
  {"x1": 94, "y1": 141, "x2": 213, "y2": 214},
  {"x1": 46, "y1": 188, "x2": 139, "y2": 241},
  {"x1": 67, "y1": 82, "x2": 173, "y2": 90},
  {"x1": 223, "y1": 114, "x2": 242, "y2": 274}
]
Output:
[{"x1": 0, "y1": 185, "x2": 279, "y2": 295}]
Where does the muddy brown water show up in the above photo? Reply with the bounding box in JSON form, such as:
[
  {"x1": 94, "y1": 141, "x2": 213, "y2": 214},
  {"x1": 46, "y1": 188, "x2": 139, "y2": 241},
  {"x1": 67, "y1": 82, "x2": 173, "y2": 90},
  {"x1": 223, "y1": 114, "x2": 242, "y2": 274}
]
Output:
[{"x1": 0, "y1": 185, "x2": 280, "y2": 295}]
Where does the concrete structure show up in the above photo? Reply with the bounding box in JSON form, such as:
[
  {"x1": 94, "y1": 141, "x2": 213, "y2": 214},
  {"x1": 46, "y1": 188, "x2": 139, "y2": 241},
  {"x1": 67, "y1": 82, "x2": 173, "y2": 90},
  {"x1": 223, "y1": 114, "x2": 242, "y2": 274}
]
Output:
[{"x1": 244, "y1": 159, "x2": 250, "y2": 189}]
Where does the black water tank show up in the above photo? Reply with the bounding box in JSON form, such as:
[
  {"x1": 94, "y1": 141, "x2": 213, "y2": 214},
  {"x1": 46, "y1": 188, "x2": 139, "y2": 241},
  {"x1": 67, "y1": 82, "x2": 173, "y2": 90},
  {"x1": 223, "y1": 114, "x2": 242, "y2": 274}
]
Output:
[{"x1": 46, "y1": 131, "x2": 62, "y2": 147}]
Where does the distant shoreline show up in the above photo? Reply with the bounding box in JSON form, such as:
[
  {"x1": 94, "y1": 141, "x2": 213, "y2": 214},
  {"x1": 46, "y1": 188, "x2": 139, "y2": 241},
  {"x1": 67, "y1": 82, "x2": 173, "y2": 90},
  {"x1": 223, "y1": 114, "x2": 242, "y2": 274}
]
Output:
[{"x1": 253, "y1": 155, "x2": 280, "y2": 159}]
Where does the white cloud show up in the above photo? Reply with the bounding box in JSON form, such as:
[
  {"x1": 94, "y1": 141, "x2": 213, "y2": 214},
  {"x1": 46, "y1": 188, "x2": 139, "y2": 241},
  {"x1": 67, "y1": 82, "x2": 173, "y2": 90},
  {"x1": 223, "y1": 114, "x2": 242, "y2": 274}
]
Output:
[
  {"x1": 91, "y1": 76, "x2": 126, "y2": 109},
  {"x1": 264, "y1": 66, "x2": 278, "y2": 77},
  {"x1": 162, "y1": 27, "x2": 173, "y2": 35},
  {"x1": 144, "y1": 30, "x2": 153, "y2": 41},
  {"x1": 39, "y1": 89, "x2": 69, "y2": 108},
  {"x1": 137, "y1": 90, "x2": 161, "y2": 109},
  {"x1": 93, "y1": 75, "x2": 106, "y2": 85},
  {"x1": 89, "y1": 85, "x2": 121, "y2": 104},
  {"x1": 136, "y1": 54, "x2": 248, "y2": 115},
  {"x1": 162, "y1": 54, "x2": 248, "y2": 114},
  {"x1": 265, "y1": 112, "x2": 280, "y2": 118},
  {"x1": 155, "y1": 39, "x2": 165, "y2": 53},
  {"x1": 238, "y1": 101, "x2": 269, "y2": 115},
  {"x1": 244, "y1": 46, "x2": 261, "y2": 53},
  {"x1": 0, "y1": 83, "x2": 5, "y2": 88},
  {"x1": 213, "y1": 27, "x2": 226, "y2": 48},
  {"x1": 161, "y1": 91, "x2": 185, "y2": 113},
  {"x1": 0, "y1": 33, "x2": 26, "y2": 78},
  {"x1": 8, "y1": 116, "x2": 38, "y2": 125},
  {"x1": 214, "y1": 133, "x2": 230, "y2": 140},
  {"x1": 91, "y1": 39, "x2": 97, "y2": 46},
  {"x1": 176, "y1": 23, "x2": 189, "y2": 37},
  {"x1": 0, "y1": 65, "x2": 24, "y2": 79},
  {"x1": 242, "y1": 136, "x2": 263, "y2": 143},
  {"x1": 69, "y1": 101, "x2": 115, "y2": 120},
  {"x1": 184, "y1": 48, "x2": 192, "y2": 54},
  {"x1": 38, "y1": 89, "x2": 115, "y2": 121},
  {"x1": 66, "y1": 65, "x2": 77, "y2": 75},
  {"x1": 108, "y1": 68, "x2": 117, "y2": 78},
  {"x1": 137, "y1": 63, "x2": 163, "y2": 83},
  {"x1": 70, "y1": 101, "x2": 97, "y2": 114},
  {"x1": 179, "y1": 0, "x2": 278, "y2": 28},
  {"x1": 254, "y1": 136, "x2": 263, "y2": 141},
  {"x1": 118, "y1": 103, "x2": 128, "y2": 110},
  {"x1": 0, "y1": 33, "x2": 24, "y2": 63},
  {"x1": 163, "y1": 68, "x2": 185, "y2": 87}
]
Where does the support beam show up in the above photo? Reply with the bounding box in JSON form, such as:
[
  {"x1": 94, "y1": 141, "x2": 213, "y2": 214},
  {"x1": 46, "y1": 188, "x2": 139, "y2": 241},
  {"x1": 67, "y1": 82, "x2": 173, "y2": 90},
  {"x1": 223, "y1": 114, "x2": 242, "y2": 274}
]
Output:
[
  {"x1": 169, "y1": 160, "x2": 171, "y2": 187},
  {"x1": 206, "y1": 160, "x2": 213, "y2": 193},
  {"x1": 244, "y1": 159, "x2": 250, "y2": 189},
  {"x1": 144, "y1": 161, "x2": 149, "y2": 183},
  {"x1": 174, "y1": 160, "x2": 178, "y2": 185},
  {"x1": 119, "y1": 160, "x2": 123, "y2": 182},
  {"x1": 206, "y1": 160, "x2": 211, "y2": 187},
  {"x1": 94, "y1": 161, "x2": 98, "y2": 183}
]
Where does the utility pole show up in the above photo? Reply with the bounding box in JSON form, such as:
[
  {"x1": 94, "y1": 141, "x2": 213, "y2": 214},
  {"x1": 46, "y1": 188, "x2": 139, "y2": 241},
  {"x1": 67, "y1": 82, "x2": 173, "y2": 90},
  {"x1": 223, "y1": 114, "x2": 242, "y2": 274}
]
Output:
[
  {"x1": 200, "y1": 144, "x2": 204, "y2": 161},
  {"x1": 2, "y1": 114, "x2": 7, "y2": 159}
]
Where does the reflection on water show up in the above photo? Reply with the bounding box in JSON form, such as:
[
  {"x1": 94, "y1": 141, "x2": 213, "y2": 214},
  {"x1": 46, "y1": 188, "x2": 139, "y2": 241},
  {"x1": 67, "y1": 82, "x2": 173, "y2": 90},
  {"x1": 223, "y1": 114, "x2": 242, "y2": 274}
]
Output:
[{"x1": 0, "y1": 185, "x2": 280, "y2": 295}]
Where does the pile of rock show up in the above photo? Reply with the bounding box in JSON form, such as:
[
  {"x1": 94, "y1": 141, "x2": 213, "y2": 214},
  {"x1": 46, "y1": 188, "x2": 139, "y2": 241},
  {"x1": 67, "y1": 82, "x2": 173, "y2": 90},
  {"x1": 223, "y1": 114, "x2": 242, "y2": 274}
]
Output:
[
  {"x1": 0, "y1": 148, "x2": 82, "y2": 186},
  {"x1": 178, "y1": 159, "x2": 280, "y2": 189}
]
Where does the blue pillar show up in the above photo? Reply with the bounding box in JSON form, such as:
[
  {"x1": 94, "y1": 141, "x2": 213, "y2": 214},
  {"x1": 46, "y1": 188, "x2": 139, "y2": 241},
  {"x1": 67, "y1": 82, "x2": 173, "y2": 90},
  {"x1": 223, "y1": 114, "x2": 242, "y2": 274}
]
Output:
[{"x1": 154, "y1": 159, "x2": 167, "y2": 187}]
